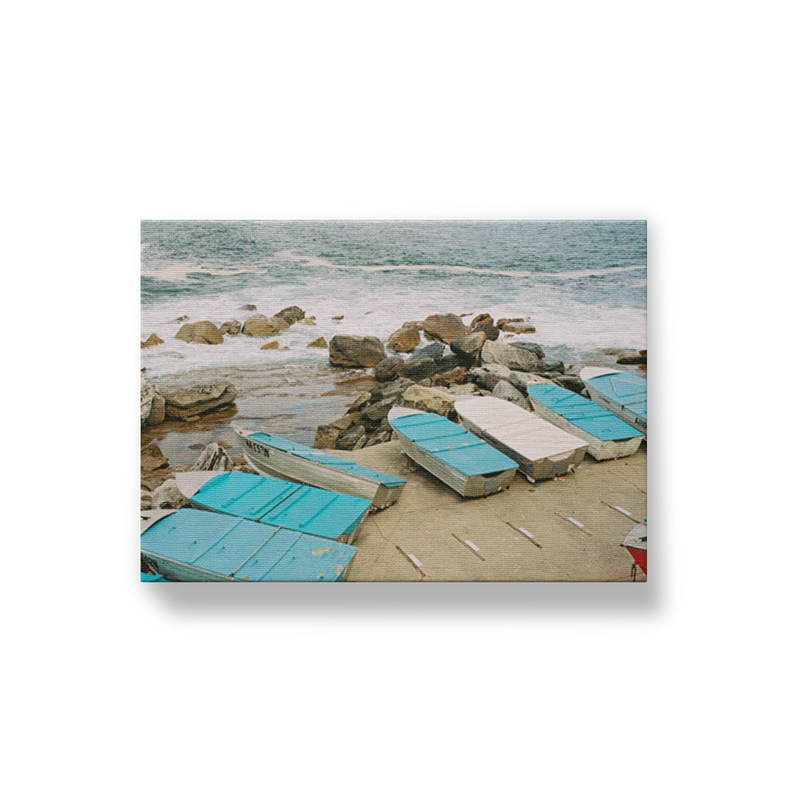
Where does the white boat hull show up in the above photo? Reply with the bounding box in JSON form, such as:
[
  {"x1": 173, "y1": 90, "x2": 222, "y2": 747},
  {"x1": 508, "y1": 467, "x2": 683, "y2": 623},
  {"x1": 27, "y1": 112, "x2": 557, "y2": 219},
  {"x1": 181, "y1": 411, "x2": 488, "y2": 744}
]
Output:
[
  {"x1": 235, "y1": 429, "x2": 404, "y2": 509},
  {"x1": 526, "y1": 396, "x2": 642, "y2": 461}
]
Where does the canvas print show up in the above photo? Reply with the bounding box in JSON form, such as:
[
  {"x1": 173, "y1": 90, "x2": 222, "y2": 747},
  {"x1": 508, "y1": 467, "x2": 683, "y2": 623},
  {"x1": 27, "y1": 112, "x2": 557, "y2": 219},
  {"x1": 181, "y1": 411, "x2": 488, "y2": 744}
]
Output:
[{"x1": 141, "y1": 220, "x2": 647, "y2": 582}]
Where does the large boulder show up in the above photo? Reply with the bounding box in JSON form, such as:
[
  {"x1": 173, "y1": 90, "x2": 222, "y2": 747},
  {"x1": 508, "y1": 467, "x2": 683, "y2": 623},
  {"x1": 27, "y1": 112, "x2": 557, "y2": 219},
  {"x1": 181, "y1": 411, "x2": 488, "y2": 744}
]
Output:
[
  {"x1": 450, "y1": 331, "x2": 486, "y2": 367},
  {"x1": 421, "y1": 313, "x2": 469, "y2": 344},
  {"x1": 314, "y1": 425, "x2": 340, "y2": 449},
  {"x1": 374, "y1": 356, "x2": 404, "y2": 382},
  {"x1": 481, "y1": 340, "x2": 543, "y2": 372},
  {"x1": 175, "y1": 321, "x2": 224, "y2": 345},
  {"x1": 409, "y1": 342, "x2": 446, "y2": 363},
  {"x1": 162, "y1": 382, "x2": 237, "y2": 420},
  {"x1": 336, "y1": 425, "x2": 367, "y2": 451},
  {"x1": 274, "y1": 306, "x2": 306, "y2": 325},
  {"x1": 469, "y1": 366, "x2": 511, "y2": 392},
  {"x1": 617, "y1": 351, "x2": 647, "y2": 365},
  {"x1": 554, "y1": 375, "x2": 586, "y2": 394},
  {"x1": 501, "y1": 322, "x2": 537, "y2": 334},
  {"x1": 363, "y1": 397, "x2": 396, "y2": 423},
  {"x1": 399, "y1": 357, "x2": 438, "y2": 381},
  {"x1": 242, "y1": 316, "x2": 283, "y2": 337},
  {"x1": 510, "y1": 342, "x2": 546, "y2": 359},
  {"x1": 401, "y1": 385, "x2": 458, "y2": 417},
  {"x1": 141, "y1": 442, "x2": 169, "y2": 472},
  {"x1": 329, "y1": 335, "x2": 386, "y2": 368},
  {"x1": 387, "y1": 325, "x2": 421, "y2": 353},
  {"x1": 371, "y1": 377, "x2": 413, "y2": 402}
]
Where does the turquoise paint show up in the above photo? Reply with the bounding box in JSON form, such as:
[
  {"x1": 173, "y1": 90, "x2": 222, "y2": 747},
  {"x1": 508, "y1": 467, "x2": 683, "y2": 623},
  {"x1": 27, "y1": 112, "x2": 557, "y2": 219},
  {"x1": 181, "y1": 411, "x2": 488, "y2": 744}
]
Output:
[
  {"x1": 587, "y1": 373, "x2": 647, "y2": 422},
  {"x1": 390, "y1": 412, "x2": 517, "y2": 476},
  {"x1": 248, "y1": 432, "x2": 406, "y2": 488},
  {"x1": 526, "y1": 385, "x2": 641, "y2": 441},
  {"x1": 191, "y1": 472, "x2": 371, "y2": 541},
  {"x1": 141, "y1": 509, "x2": 356, "y2": 582}
]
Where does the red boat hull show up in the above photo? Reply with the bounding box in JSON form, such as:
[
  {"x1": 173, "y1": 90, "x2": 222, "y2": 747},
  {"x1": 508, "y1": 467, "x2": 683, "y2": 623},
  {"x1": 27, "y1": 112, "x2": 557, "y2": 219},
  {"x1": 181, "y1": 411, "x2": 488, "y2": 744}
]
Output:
[{"x1": 626, "y1": 546, "x2": 647, "y2": 575}]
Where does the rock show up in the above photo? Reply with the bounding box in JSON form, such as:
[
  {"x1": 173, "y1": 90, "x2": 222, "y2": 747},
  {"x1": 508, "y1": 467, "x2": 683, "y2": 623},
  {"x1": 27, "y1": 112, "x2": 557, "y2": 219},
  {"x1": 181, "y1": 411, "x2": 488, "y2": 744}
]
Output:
[
  {"x1": 152, "y1": 479, "x2": 188, "y2": 510},
  {"x1": 299, "y1": 317, "x2": 317, "y2": 325},
  {"x1": 328, "y1": 413, "x2": 360, "y2": 432},
  {"x1": 336, "y1": 425, "x2": 367, "y2": 450},
  {"x1": 239, "y1": 304, "x2": 257, "y2": 311},
  {"x1": 433, "y1": 366, "x2": 468, "y2": 385},
  {"x1": 401, "y1": 385, "x2": 458, "y2": 417},
  {"x1": 507, "y1": 370, "x2": 535, "y2": 395},
  {"x1": 387, "y1": 325, "x2": 421, "y2": 353},
  {"x1": 374, "y1": 356, "x2": 404, "y2": 382},
  {"x1": 366, "y1": 429, "x2": 393, "y2": 447},
  {"x1": 242, "y1": 316, "x2": 283, "y2": 337},
  {"x1": 421, "y1": 313, "x2": 469, "y2": 344},
  {"x1": 497, "y1": 318, "x2": 523, "y2": 327},
  {"x1": 146, "y1": 393, "x2": 166, "y2": 426},
  {"x1": 189, "y1": 442, "x2": 235, "y2": 472},
  {"x1": 470, "y1": 313, "x2": 494, "y2": 328},
  {"x1": 219, "y1": 320, "x2": 242, "y2": 335},
  {"x1": 140, "y1": 491, "x2": 152, "y2": 511},
  {"x1": 554, "y1": 375, "x2": 586, "y2": 394},
  {"x1": 447, "y1": 383, "x2": 479, "y2": 396},
  {"x1": 469, "y1": 366, "x2": 510, "y2": 392},
  {"x1": 529, "y1": 359, "x2": 564, "y2": 375},
  {"x1": 409, "y1": 342, "x2": 446, "y2": 362},
  {"x1": 481, "y1": 340, "x2": 543, "y2": 372},
  {"x1": 141, "y1": 377, "x2": 155, "y2": 427},
  {"x1": 141, "y1": 442, "x2": 169, "y2": 472},
  {"x1": 349, "y1": 391, "x2": 373, "y2": 411},
  {"x1": 162, "y1": 382, "x2": 237, "y2": 420},
  {"x1": 332, "y1": 315, "x2": 345, "y2": 321},
  {"x1": 329, "y1": 335, "x2": 386, "y2": 368},
  {"x1": 307, "y1": 336, "x2": 327, "y2": 348},
  {"x1": 617, "y1": 352, "x2": 647, "y2": 365},
  {"x1": 399, "y1": 357, "x2": 438, "y2": 381},
  {"x1": 450, "y1": 331, "x2": 486, "y2": 367},
  {"x1": 509, "y1": 342, "x2": 546, "y2": 359},
  {"x1": 501, "y1": 322, "x2": 537, "y2": 334},
  {"x1": 175, "y1": 320, "x2": 223, "y2": 345},
  {"x1": 141, "y1": 333, "x2": 164, "y2": 348},
  {"x1": 261, "y1": 340, "x2": 279, "y2": 350},
  {"x1": 370, "y1": 377, "x2": 413, "y2": 402},
  {"x1": 274, "y1": 305, "x2": 305, "y2": 325},
  {"x1": 170, "y1": 315, "x2": 190, "y2": 323},
  {"x1": 492, "y1": 380, "x2": 530, "y2": 408},
  {"x1": 363, "y1": 397, "x2": 396, "y2": 423},
  {"x1": 314, "y1": 425, "x2": 340, "y2": 449}
]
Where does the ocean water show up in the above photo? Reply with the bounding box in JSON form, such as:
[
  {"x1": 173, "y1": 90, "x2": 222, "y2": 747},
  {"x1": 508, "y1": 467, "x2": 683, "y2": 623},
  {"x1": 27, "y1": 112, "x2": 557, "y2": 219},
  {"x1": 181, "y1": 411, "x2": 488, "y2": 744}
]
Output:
[{"x1": 141, "y1": 220, "x2": 646, "y2": 377}]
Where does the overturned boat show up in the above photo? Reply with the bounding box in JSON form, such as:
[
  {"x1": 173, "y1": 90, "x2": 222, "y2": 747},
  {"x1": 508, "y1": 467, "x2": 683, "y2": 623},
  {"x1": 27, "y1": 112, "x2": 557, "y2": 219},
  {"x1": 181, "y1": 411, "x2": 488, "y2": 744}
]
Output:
[
  {"x1": 387, "y1": 407, "x2": 518, "y2": 498},
  {"x1": 526, "y1": 379, "x2": 643, "y2": 461},
  {"x1": 141, "y1": 508, "x2": 357, "y2": 582},
  {"x1": 580, "y1": 367, "x2": 647, "y2": 440},
  {"x1": 233, "y1": 425, "x2": 406, "y2": 509},
  {"x1": 622, "y1": 520, "x2": 647, "y2": 575},
  {"x1": 454, "y1": 396, "x2": 588, "y2": 481},
  {"x1": 174, "y1": 471, "x2": 371, "y2": 544}
]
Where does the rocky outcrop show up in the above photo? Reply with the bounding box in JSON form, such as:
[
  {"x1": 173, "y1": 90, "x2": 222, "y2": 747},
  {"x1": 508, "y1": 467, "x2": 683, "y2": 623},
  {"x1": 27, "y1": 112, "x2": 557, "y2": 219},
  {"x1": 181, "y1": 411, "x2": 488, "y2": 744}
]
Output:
[
  {"x1": 329, "y1": 335, "x2": 386, "y2": 368},
  {"x1": 141, "y1": 442, "x2": 169, "y2": 472},
  {"x1": 480, "y1": 340, "x2": 543, "y2": 372},
  {"x1": 387, "y1": 325, "x2": 421, "y2": 353},
  {"x1": 175, "y1": 321, "x2": 224, "y2": 345},
  {"x1": 162, "y1": 382, "x2": 237, "y2": 420},
  {"x1": 421, "y1": 313, "x2": 469, "y2": 344},
  {"x1": 307, "y1": 337, "x2": 327, "y2": 348}
]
